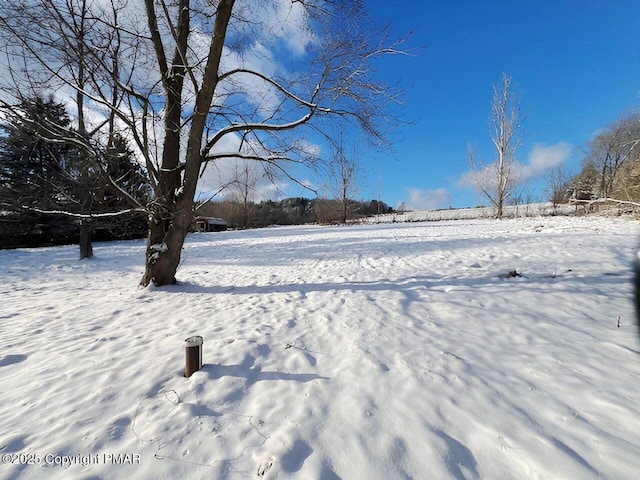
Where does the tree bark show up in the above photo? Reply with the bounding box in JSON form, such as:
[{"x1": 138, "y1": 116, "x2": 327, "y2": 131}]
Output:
[
  {"x1": 141, "y1": 0, "x2": 235, "y2": 286},
  {"x1": 79, "y1": 220, "x2": 94, "y2": 259}
]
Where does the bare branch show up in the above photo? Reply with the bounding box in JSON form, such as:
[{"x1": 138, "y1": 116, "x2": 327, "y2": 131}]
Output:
[{"x1": 28, "y1": 206, "x2": 147, "y2": 219}]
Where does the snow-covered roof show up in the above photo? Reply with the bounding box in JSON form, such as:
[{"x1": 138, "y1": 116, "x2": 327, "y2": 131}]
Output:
[{"x1": 196, "y1": 216, "x2": 228, "y2": 225}]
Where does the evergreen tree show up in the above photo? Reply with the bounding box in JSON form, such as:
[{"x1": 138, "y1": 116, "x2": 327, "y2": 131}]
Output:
[
  {"x1": 0, "y1": 95, "x2": 79, "y2": 212},
  {"x1": 0, "y1": 95, "x2": 150, "y2": 249}
]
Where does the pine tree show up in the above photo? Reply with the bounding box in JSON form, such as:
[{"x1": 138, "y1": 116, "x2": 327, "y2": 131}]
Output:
[
  {"x1": 0, "y1": 95, "x2": 150, "y2": 249},
  {"x1": 0, "y1": 95, "x2": 79, "y2": 212}
]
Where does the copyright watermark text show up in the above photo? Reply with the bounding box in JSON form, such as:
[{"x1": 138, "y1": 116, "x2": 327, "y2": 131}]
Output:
[{"x1": 2, "y1": 452, "x2": 141, "y2": 467}]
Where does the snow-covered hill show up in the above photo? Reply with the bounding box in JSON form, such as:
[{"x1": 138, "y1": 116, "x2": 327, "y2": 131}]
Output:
[{"x1": 1, "y1": 216, "x2": 639, "y2": 479}]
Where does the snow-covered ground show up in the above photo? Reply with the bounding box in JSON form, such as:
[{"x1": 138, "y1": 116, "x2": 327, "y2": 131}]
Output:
[{"x1": 1, "y1": 216, "x2": 640, "y2": 480}]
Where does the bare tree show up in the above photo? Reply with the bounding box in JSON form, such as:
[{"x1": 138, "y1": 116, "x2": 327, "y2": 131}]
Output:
[
  {"x1": 469, "y1": 73, "x2": 522, "y2": 219},
  {"x1": 0, "y1": 0, "x2": 146, "y2": 258},
  {"x1": 320, "y1": 133, "x2": 363, "y2": 223},
  {"x1": 582, "y1": 113, "x2": 640, "y2": 199},
  {"x1": 616, "y1": 155, "x2": 640, "y2": 203},
  {"x1": 545, "y1": 165, "x2": 572, "y2": 212},
  {"x1": 228, "y1": 161, "x2": 262, "y2": 229},
  {"x1": 1, "y1": 0, "x2": 406, "y2": 285}
]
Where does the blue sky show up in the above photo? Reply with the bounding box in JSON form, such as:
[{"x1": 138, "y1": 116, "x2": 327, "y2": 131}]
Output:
[{"x1": 337, "y1": 0, "x2": 640, "y2": 209}]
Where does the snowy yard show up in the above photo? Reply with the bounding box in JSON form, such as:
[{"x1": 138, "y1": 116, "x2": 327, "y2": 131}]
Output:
[{"x1": 1, "y1": 216, "x2": 640, "y2": 479}]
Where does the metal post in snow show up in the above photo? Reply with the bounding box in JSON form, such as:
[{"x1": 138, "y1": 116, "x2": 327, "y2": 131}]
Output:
[{"x1": 185, "y1": 336, "x2": 203, "y2": 377}]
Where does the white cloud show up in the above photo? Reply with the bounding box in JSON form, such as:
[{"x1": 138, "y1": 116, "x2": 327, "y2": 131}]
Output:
[
  {"x1": 276, "y1": 0, "x2": 317, "y2": 56},
  {"x1": 519, "y1": 143, "x2": 572, "y2": 181},
  {"x1": 293, "y1": 139, "x2": 322, "y2": 158},
  {"x1": 402, "y1": 187, "x2": 452, "y2": 211},
  {"x1": 214, "y1": 0, "x2": 320, "y2": 119},
  {"x1": 234, "y1": 0, "x2": 316, "y2": 56},
  {"x1": 196, "y1": 133, "x2": 243, "y2": 200},
  {"x1": 196, "y1": 132, "x2": 305, "y2": 202},
  {"x1": 254, "y1": 178, "x2": 290, "y2": 201},
  {"x1": 300, "y1": 179, "x2": 314, "y2": 189},
  {"x1": 457, "y1": 142, "x2": 573, "y2": 189},
  {"x1": 456, "y1": 169, "x2": 481, "y2": 189}
]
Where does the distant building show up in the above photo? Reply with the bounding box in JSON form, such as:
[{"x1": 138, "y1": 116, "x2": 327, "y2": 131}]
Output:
[{"x1": 194, "y1": 216, "x2": 229, "y2": 232}]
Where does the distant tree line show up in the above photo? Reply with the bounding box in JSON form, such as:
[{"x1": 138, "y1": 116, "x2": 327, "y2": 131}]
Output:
[
  {"x1": 0, "y1": 95, "x2": 151, "y2": 250},
  {"x1": 196, "y1": 197, "x2": 393, "y2": 229},
  {"x1": 546, "y1": 112, "x2": 640, "y2": 210}
]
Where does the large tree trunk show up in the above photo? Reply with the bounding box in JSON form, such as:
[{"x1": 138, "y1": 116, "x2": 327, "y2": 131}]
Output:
[
  {"x1": 140, "y1": 0, "x2": 235, "y2": 287},
  {"x1": 141, "y1": 202, "x2": 192, "y2": 286}
]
